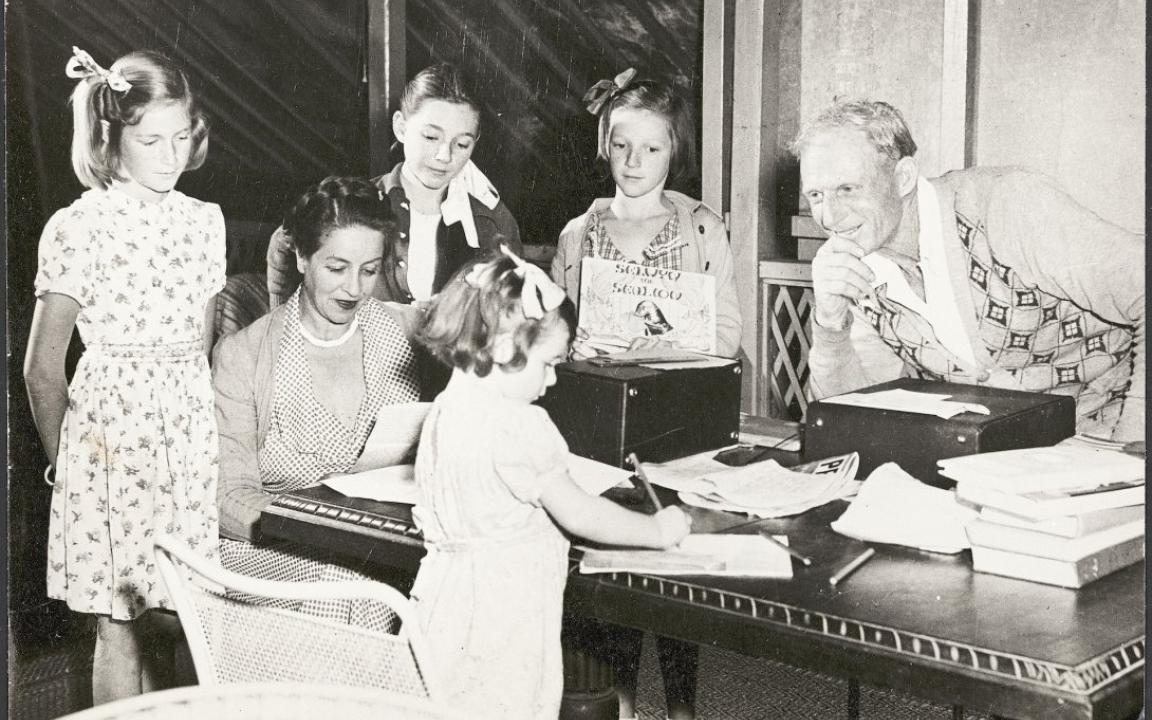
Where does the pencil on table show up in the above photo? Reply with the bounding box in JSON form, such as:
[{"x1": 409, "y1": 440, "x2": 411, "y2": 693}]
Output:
[
  {"x1": 829, "y1": 548, "x2": 875, "y2": 586},
  {"x1": 759, "y1": 531, "x2": 813, "y2": 566},
  {"x1": 627, "y1": 453, "x2": 663, "y2": 512}
]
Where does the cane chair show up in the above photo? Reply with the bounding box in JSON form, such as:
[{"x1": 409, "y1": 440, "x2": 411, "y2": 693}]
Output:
[
  {"x1": 153, "y1": 535, "x2": 443, "y2": 704},
  {"x1": 56, "y1": 681, "x2": 457, "y2": 720}
]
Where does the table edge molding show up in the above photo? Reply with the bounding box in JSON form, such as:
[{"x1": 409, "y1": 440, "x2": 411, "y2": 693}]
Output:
[{"x1": 573, "y1": 565, "x2": 1145, "y2": 696}]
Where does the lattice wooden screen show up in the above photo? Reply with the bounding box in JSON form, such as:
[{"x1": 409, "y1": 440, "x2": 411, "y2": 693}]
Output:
[{"x1": 759, "y1": 261, "x2": 814, "y2": 421}]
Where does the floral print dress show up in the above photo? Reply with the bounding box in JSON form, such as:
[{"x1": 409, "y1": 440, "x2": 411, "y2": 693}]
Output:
[{"x1": 35, "y1": 187, "x2": 226, "y2": 620}]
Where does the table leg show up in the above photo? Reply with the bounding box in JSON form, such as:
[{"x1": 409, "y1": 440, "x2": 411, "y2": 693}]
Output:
[
  {"x1": 847, "y1": 678, "x2": 860, "y2": 720},
  {"x1": 561, "y1": 618, "x2": 618, "y2": 720}
]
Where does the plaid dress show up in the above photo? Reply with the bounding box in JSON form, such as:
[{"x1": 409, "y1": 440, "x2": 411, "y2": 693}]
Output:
[{"x1": 582, "y1": 210, "x2": 686, "y2": 270}]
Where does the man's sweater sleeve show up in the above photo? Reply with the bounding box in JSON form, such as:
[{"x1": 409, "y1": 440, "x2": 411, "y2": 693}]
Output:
[{"x1": 808, "y1": 312, "x2": 908, "y2": 400}]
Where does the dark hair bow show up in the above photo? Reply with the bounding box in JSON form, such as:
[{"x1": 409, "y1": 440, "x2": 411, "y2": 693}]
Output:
[{"x1": 582, "y1": 67, "x2": 637, "y2": 116}]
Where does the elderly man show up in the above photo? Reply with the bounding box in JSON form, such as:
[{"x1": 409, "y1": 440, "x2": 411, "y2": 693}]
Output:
[{"x1": 793, "y1": 99, "x2": 1144, "y2": 441}]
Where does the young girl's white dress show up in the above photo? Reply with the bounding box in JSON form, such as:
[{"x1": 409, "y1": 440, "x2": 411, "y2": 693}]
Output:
[
  {"x1": 35, "y1": 187, "x2": 226, "y2": 620},
  {"x1": 411, "y1": 373, "x2": 571, "y2": 719}
]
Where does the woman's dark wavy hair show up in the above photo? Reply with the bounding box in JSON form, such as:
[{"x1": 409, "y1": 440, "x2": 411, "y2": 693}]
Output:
[
  {"x1": 595, "y1": 76, "x2": 697, "y2": 187},
  {"x1": 283, "y1": 176, "x2": 398, "y2": 259},
  {"x1": 70, "y1": 49, "x2": 209, "y2": 189},
  {"x1": 417, "y1": 253, "x2": 576, "y2": 376}
]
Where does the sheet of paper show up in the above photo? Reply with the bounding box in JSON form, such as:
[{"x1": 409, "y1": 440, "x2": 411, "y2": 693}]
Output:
[
  {"x1": 642, "y1": 448, "x2": 737, "y2": 492},
  {"x1": 578, "y1": 533, "x2": 794, "y2": 577},
  {"x1": 568, "y1": 453, "x2": 634, "y2": 496},
  {"x1": 821, "y1": 389, "x2": 990, "y2": 419},
  {"x1": 355, "y1": 402, "x2": 432, "y2": 470},
  {"x1": 322, "y1": 464, "x2": 421, "y2": 504},
  {"x1": 657, "y1": 452, "x2": 858, "y2": 518},
  {"x1": 830, "y1": 462, "x2": 977, "y2": 553}
]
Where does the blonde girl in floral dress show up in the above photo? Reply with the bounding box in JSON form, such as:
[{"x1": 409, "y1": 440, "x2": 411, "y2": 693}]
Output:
[{"x1": 23, "y1": 47, "x2": 224, "y2": 704}]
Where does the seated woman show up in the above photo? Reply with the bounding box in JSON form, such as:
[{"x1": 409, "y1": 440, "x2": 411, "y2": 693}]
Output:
[
  {"x1": 266, "y1": 63, "x2": 521, "y2": 309},
  {"x1": 212, "y1": 176, "x2": 420, "y2": 628}
]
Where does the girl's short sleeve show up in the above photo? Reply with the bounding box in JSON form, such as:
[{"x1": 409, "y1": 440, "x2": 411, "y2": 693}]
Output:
[
  {"x1": 33, "y1": 208, "x2": 95, "y2": 306},
  {"x1": 493, "y1": 405, "x2": 571, "y2": 505}
]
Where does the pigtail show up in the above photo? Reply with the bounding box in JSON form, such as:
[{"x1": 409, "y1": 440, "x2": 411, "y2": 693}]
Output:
[{"x1": 69, "y1": 77, "x2": 112, "y2": 189}]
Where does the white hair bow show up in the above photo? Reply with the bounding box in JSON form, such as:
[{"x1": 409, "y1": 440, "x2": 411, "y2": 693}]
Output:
[
  {"x1": 500, "y1": 245, "x2": 566, "y2": 319},
  {"x1": 66, "y1": 46, "x2": 131, "y2": 93}
]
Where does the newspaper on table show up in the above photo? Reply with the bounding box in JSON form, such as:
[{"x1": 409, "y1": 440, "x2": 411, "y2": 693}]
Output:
[
  {"x1": 641, "y1": 448, "x2": 860, "y2": 518},
  {"x1": 578, "y1": 257, "x2": 717, "y2": 354}
]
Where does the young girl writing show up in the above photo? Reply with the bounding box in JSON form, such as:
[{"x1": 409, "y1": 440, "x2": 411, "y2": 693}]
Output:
[
  {"x1": 410, "y1": 249, "x2": 692, "y2": 719},
  {"x1": 267, "y1": 63, "x2": 521, "y2": 308},
  {"x1": 23, "y1": 47, "x2": 224, "y2": 703},
  {"x1": 551, "y1": 68, "x2": 743, "y2": 720},
  {"x1": 551, "y1": 68, "x2": 742, "y2": 362}
]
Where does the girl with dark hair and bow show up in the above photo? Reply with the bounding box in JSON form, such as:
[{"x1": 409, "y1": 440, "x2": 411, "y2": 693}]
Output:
[
  {"x1": 551, "y1": 68, "x2": 745, "y2": 720},
  {"x1": 24, "y1": 46, "x2": 224, "y2": 703},
  {"x1": 409, "y1": 249, "x2": 691, "y2": 718},
  {"x1": 266, "y1": 63, "x2": 522, "y2": 310},
  {"x1": 551, "y1": 69, "x2": 742, "y2": 365}
]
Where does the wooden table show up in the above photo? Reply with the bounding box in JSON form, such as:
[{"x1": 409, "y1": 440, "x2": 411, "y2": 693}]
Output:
[{"x1": 261, "y1": 485, "x2": 1145, "y2": 720}]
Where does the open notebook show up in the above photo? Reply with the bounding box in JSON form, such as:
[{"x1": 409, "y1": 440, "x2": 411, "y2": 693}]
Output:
[{"x1": 578, "y1": 534, "x2": 795, "y2": 577}]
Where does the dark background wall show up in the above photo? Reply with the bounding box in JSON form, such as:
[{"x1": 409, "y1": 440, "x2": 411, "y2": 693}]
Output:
[{"x1": 7, "y1": 0, "x2": 704, "y2": 647}]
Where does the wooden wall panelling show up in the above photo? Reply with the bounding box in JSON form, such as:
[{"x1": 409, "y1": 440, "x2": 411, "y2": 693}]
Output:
[
  {"x1": 701, "y1": 0, "x2": 727, "y2": 214},
  {"x1": 973, "y1": 0, "x2": 1145, "y2": 232},
  {"x1": 368, "y1": 0, "x2": 406, "y2": 176},
  {"x1": 729, "y1": 0, "x2": 784, "y2": 415}
]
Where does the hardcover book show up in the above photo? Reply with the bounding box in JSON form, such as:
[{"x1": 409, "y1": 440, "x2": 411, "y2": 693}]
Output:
[
  {"x1": 965, "y1": 518, "x2": 1144, "y2": 560},
  {"x1": 977, "y1": 504, "x2": 1145, "y2": 539},
  {"x1": 578, "y1": 257, "x2": 716, "y2": 354},
  {"x1": 970, "y1": 534, "x2": 1144, "y2": 588},
  {"x1": 955, "y1": 482, "x2": 1144, "y2": 520}
]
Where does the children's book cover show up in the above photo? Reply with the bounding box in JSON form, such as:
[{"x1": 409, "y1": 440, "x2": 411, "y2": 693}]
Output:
[{"x1": 578, "y1": 257, "x2": 716, "y2": 354}]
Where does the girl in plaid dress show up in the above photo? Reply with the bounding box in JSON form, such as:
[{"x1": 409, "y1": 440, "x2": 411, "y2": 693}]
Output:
[
  {"x1": 23, "y1": 47, "x2": 224, "y2": 703},
  {"x1": 551, "y1": 69, "x2": 742, "y2": 367},
  {"x1": 551, "y1": 69, "x2": 745, "y2": 720}
]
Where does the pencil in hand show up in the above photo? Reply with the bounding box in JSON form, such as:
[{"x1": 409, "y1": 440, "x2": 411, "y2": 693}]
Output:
[{"x1": 627, "y1": 452, "x2": 663, "y2": 512}]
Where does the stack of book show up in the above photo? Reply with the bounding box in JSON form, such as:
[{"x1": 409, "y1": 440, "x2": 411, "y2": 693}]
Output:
[{"x1": 940, "y1": 446, "x2": 1145, "y2": 588}]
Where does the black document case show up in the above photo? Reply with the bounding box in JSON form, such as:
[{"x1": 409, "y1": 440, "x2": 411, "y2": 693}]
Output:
[
  {"x1": 803, "y1": 378, "x2": 1076, "y2": 487},
  {"x1": 538, "y1": 360, "x2": 742, "y2": 468}
]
